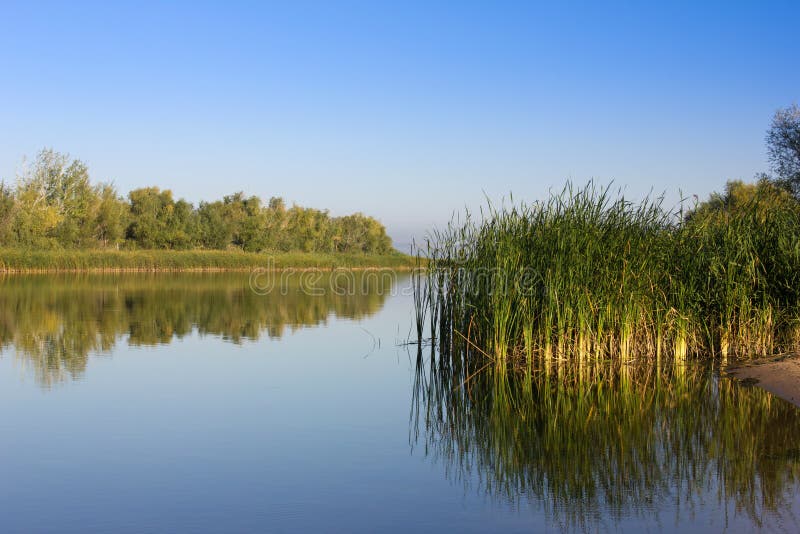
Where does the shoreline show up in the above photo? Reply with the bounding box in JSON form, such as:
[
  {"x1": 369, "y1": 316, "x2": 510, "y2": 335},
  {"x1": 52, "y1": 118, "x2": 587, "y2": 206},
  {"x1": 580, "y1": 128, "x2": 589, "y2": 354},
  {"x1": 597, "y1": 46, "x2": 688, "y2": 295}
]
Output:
[
  {"x1": 0, "y1": 249, "x2": 418, "y2": 274},
  {"x1": 726, "y1": 354, "x2": 800, "y2": 408},
  {"x1": 0, "y1": 266, "x2": 416, "y2": 274}
]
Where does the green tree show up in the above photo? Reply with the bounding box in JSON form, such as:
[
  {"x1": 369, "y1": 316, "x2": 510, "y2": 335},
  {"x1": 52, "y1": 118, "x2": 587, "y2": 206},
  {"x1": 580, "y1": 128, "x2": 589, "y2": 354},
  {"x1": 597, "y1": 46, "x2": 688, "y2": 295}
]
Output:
[
  {"x1": 4, "y1": 148, "x2": 397, "y2": 254},
  {"x1": 686, "y1": 178, "x2": 799, "y2": 224},
  {"x1": 127, "y1": 187, "x2": 196, "y2": 249},
  {"x1": 234, "y1": 195, "x2": 268, "y2": 252},
  {"x1": 284, "y1": 206, "x2": 330, "y2": 252},
  {"x1": 166, "y1": 199, "x2": 197, "y2": 249},
  {"x1": 767, "y1": 104, "x2": 800, "y2": 196},
  {"x1": 263, "y1": 197, "x2": 288, "y2": 250},
  {"x1": 221, "y1": 192, "x2": 268, "y2": 251},
  {"x1": 13, "y1": 151, "x2": 64, "y2": 247},
  {"x1": 93, "y1": 184, "x2": 127, "y2": 248},
  {"x1": 196, "y1": 193, "x2": 269, "y2": 251},
  {"x1": 332, "y1": 213, "x2": 392, "y2": 253},
  {"x1": 0, "y1": 182, "x2": 17, "y2": 246},
  {"x1": 12, "y1": 149, "x2": 104, "y2": 248},
  {"x1": 53, "y1": 159, "x2": 98, "y2": 247},
  {"x1": 197, "y1": 200, "x2": 233, "y2": 249}
]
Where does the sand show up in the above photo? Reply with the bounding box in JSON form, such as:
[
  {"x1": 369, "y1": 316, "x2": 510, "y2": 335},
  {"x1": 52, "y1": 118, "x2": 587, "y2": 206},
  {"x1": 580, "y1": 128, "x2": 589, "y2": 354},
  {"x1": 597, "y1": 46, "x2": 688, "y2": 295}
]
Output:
[{"x1": 726, "y1": 355, "x2": 800, "y2": 408}]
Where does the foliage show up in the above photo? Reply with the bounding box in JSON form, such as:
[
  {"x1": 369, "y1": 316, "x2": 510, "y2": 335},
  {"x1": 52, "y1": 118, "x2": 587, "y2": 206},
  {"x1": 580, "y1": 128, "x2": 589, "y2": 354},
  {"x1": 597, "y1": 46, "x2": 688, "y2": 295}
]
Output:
[
  {"x1": 0, "y1": 148, "x2": 395, "y2": 254},
  {"x1": 686, "y1": 178, "x2": 799, "y2": 223},
  {"x1": 127, "y1": 187, "x2": 197, "y2": 249},
  {"x1": 415, "y1": 181, "x2": 800, "y2": 366},
  {"x1": 94, "y1": 184, "x2": 128, "y2": 247},
  {"x1": 0, "y1": 182, "x2": 16, "y2": 245},
  {"x1": 766, "y1": 104, "x2": 800, "y2": 196}
]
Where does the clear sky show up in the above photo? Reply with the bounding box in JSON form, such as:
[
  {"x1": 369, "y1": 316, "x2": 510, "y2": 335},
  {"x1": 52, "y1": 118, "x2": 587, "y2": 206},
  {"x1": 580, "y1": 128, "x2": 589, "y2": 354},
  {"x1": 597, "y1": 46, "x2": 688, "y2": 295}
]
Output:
[{"x1": 0, "y1": 1, "x2": 797, "y2": 249}]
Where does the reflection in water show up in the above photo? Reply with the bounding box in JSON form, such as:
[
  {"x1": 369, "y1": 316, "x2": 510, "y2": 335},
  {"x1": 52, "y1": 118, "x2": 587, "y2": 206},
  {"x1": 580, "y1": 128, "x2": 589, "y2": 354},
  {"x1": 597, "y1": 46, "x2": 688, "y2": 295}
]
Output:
[
  {"x1": 411, "y1": 350, "x2": 800, "y2": 531},
  {"x1": 0, "y1": 272, "x2": 395, "y2": 387}
]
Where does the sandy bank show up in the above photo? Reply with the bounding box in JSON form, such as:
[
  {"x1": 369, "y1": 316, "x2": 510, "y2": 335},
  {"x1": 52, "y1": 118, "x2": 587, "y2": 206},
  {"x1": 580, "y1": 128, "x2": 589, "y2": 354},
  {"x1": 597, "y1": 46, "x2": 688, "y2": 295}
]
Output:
[{"x1": 727, "y1": 355, "x2": 800, "y2": 408}]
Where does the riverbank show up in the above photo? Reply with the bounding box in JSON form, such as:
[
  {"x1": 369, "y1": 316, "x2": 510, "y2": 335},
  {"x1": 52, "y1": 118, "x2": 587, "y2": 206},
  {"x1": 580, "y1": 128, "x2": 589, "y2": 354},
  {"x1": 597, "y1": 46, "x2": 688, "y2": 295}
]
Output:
[
  {"x1": 727, "y1": 355, "x2": 800, "y2": 408},
  {"x1": 0, "y1": 249, "x2": 417, "y2": 273}
]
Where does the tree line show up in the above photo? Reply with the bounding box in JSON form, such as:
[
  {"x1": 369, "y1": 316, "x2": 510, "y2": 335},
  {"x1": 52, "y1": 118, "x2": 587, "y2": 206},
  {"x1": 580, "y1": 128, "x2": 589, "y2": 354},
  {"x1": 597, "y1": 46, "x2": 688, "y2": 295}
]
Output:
[
  {"x1": 690, "y1": 103, "x2": 800, "y2": 216},
  {"x1": 0, "y1": 149, "x2": 393, "y2": 253}
]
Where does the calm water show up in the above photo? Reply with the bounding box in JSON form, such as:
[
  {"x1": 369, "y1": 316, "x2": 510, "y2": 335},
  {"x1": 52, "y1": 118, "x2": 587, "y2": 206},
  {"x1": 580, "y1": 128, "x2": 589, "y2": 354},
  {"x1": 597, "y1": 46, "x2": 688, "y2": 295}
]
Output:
[{"x1": 1, "y1": 273, "x2": 799, "y2": 533}]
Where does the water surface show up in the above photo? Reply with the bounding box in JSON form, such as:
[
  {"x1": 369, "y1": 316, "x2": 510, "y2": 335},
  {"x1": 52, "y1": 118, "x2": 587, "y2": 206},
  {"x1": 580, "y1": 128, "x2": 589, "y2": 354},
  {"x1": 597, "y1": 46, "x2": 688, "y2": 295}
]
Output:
[{"x1": 1, "y1": 273, "x2": 799, "y2": 533}]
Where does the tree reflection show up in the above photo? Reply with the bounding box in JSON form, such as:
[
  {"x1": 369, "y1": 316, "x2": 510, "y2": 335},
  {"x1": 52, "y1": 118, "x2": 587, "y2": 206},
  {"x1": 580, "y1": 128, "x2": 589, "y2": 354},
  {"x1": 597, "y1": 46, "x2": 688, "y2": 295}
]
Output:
[{"x1": 0, "y1": 272, "x2": 394, "y2": 387}]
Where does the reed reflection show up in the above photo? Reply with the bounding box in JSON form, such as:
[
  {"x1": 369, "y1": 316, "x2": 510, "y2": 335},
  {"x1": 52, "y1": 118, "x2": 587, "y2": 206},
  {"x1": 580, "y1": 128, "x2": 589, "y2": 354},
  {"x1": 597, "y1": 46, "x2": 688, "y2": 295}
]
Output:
[{"x1": 411, "y1": 350, "x2": 800, "y2": 532}]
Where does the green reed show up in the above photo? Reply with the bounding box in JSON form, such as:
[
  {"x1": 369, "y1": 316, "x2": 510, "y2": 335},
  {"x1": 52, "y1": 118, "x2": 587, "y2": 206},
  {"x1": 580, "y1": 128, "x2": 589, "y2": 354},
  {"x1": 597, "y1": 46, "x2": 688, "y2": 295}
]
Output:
[{"x1": 414, "y1": 183, "x2": 800, "y2": 367}]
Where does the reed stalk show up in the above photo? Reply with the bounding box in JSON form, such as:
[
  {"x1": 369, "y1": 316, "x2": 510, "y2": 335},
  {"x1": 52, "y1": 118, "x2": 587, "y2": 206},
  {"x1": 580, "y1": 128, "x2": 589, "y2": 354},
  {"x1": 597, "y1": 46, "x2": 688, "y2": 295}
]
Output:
[{"x1": 414, "y1": 182, "x2": 800, "y2": 368}]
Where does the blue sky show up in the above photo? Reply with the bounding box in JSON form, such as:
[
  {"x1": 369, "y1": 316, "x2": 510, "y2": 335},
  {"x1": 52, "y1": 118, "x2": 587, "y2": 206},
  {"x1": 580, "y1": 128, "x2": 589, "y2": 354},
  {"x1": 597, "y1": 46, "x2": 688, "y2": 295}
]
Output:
[{"x1": 0, "y1": 1, "x2": 797, "y2": 248}]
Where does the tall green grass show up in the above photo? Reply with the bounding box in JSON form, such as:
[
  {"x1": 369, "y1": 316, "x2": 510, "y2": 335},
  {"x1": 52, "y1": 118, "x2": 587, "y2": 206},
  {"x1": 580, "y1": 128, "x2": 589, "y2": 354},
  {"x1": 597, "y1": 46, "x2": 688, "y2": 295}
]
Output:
[
  {"x1": 415, "y1": 183, "x2": 800, "y2": 366},
  {"x1": 0, "y1": 249, "x2": 416, "y2": 272}
]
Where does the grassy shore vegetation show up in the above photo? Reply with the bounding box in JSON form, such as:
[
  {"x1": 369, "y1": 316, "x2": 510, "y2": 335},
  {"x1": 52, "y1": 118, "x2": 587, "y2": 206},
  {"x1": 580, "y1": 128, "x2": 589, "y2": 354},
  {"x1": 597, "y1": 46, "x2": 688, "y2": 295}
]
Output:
[
  {"x1": 0, "y1": 148, "x2": 396, "y2": 255},
  {"x1": 415, "y1": 104, "x2": 800, "y2": 366},
  {"x1": 415, "y1": 178, "x2": 800, "y2": 366},
  {"x1": 0, "y1": 249, "x2": 415, "y2": 272},
  {"x1": 405, "y1": 108, "x2": 800, "y2": 527}
]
